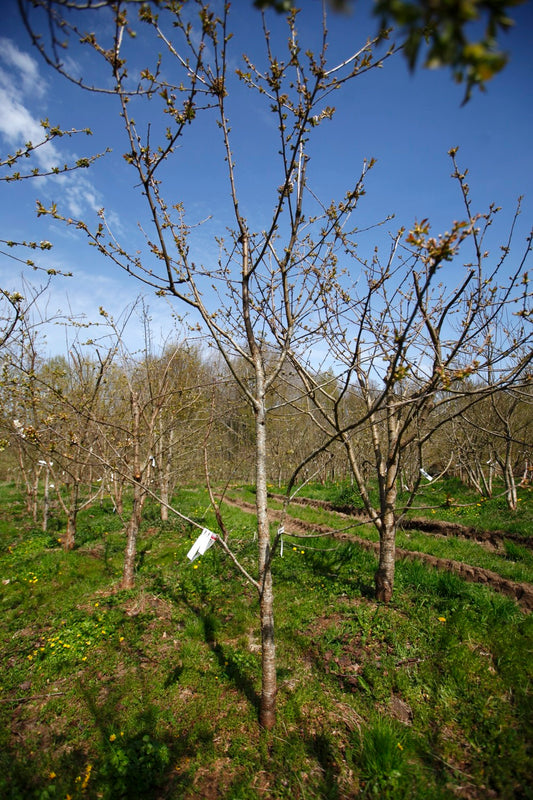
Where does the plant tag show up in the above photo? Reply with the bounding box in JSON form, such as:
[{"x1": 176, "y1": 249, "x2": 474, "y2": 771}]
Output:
[
  {"x1": 187, "y1": 528, "x2": 217, "y2": 562},
  {"x1": 278, "y1": 526, "x2": 284, "y2": 557}
]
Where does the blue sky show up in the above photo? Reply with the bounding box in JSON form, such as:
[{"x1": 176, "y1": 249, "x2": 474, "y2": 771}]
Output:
[{"x1": 1, "y1": 0, "x2": 532, "y2": 355}]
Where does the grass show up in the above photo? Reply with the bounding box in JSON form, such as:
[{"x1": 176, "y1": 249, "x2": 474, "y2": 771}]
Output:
[
  {"x1": 257, "y1": 480, "x2": 533, "y2": 584},
  {"x1": 314, "y1": 476, "x2": 533, "y2": 537},
  {"x1": 0, "y1": 480, "x2": 532, "y2": 799}
]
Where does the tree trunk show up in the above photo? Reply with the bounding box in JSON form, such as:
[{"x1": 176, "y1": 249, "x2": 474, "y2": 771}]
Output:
[
  {"x1": 121, "y1": 482, "x2": 145, "y2": 589},
  {"x1": 122, "y1": 392, "x2": 145, "y2": 589},
  {"x1": 256, "y1": 395, "x2": 276, "y2": 730},
  {"x1": 504, "y1": 462, "x2": 518, "y2": 511},
  {"x1": 42, "y1": 467, "x2": 50, "y2": 532},
  {"x1": 159, "y1": 426, "x2": 174, "y2": 522},
  {"x1": 64, "y1": 508, "x2": 77, "y2": 551},
  {"x1": 114, "y1": 477, "x2": 124, "y2": 516},
  {"x1": 374, "y1": 516, "x2": 396, "y2": 603},
  {"x1": 31, "y1": 470, "x2": 39, "y2": 523},
  {"x1": 160, "y1": 485, "x2": 169, "y2": 522},
  {"x1": 62, "y1": 484, "x2": 79, "y2": 551},
  {"x1": 374, "y1": 467, "x2": 398, "y2": 603},
  {"x1": 500, "y1": 433, "x2": 517, "y2": 511},
  {"x1": 259, "y1": 567, "x2": 276, "y2": 729}
]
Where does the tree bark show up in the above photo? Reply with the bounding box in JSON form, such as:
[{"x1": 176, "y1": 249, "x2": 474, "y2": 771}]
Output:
[
  {"x1": 42, "y1": 466, "x2": 50, "y2": 532},
  {"x1": 374, "y1": 454, "x2": 399, "y2": 603},
  {"x1": 64, "y1": 508, "x2": 77, "y2": 551},
  {"x1": 121, "y1": 393, "x2": 146, "y2": 589},
  {"x1": 255, "y1": 393, "x2": 277, "y2": 729},
  {"x1": 374, "y1": 516, "x2": 396, "y2": 603},
  {"x1": 259, "y1": 568, "x2": 276, "y2": 729},
  {"x1": 504, "y1": 460, "x2": 518, "y2": 511},
  {"x1": 158, "y1": 427, "x2": 174, "y2": 522},
  {"x1": 121, "y1": 481, "x2": 145, "y2": 589},
  {"x1": 61, "y1": 484, "x2": 80, "y2": 551}
]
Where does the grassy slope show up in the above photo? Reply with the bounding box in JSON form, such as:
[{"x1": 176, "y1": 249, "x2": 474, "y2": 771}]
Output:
[
  {"x1": 246, "y1": 484, "x2": 533, "y2": 586},
  {"x1": 0, "y1": 481, "x2": 532, "y2": 799},
  {"x1": 298, "y1": 477, "x2": 533, "y2": 537}
]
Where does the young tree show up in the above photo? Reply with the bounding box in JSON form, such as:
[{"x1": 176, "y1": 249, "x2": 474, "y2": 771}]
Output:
[
  {"x1": 22, "y1": 0, "x2": 402, "y2": 727},
  {"x1": 289, "y1": 153, "x2": 532, "y2": 601},
  {"x1": 0, "y1": 326, "x2": 48, "y2": 520},
  {"x1": 7, "y1": 336, "x2": 115, "y2": 546},
  {"x1": 152, "y1": 341, "x2": 210, "y2": 521},
  {"x1": 98, "y1": 306, "x2": 206, "y2": 589},
  {"x1": 449, "y1": 383, "x2": 533, "y2": 509},
  {"x1": 18, "y1": 0, "x2": 532, "y2": 724}
]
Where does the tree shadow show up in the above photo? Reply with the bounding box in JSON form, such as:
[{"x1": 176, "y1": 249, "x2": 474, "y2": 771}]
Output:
[
  {"x1": 301, "y1": 544, "x2": 377, "y2": 601},
  {"x1": 0, "y1": 738, "x2": 88, "y2": 799},
  {"x1": 78, "y1": 667, "x2": 199, "y2": 799},
  {"x1": 164, "y1": 663, "x2": 184, "y2": 688},
  {"x1": 305, "y1": 732, "x2": 341, "y2": 800},
  {"x1": 267, "y1": 727, "x2": 341, "y2": 799},
  {"x1": 135, "y1": 544, "x2": 152, "y2": 572},
  {"x1": 143, "y1": 571, "x2": 262, "y2": 720},
  {"x1": 174, "y1": 591, "x2": 261, "y2": 718}
]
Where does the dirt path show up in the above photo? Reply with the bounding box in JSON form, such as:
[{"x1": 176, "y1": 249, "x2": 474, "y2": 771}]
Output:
[
  {"x1": 268, "y1": 492, "x2": 533, "y2": 551},
  {"x1": 220, "y1": 494, "x2": 533, "y2": 612}
]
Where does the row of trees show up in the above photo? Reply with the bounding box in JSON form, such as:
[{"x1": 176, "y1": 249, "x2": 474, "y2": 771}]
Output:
[
  {"x1": 2, "y1": 0, "x2": 531, "y2": 729},
  {"x1": 1, "y1": 298, "x2": 530, "y2": 541}
]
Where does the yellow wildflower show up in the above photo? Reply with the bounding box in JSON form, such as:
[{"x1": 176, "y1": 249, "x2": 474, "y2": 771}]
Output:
[{"x1": 82, "y1": 764, "x2": 92, "y2": 789}]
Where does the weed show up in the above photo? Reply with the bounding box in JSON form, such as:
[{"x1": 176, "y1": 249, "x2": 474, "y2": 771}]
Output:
[
  {"x1": 355, "y1": 717, "x2": 409, "y2": 798},
  {"x1": 0, "y1": 482, "x2": 531, "y2": 798},
  {"x1": 97, "y1": 732, "x2": 170, "y2": 799}
]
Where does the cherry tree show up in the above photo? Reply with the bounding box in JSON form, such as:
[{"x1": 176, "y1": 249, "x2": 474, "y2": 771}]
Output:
[
  {"x1": 289, "y1": 153, "x2": 532, "y2": 601},
  {"x1": 20, "y1": 0, "x2": 402, "y2": 727}
]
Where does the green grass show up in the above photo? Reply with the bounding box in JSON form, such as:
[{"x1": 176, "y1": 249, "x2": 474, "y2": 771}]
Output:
[
  {"x1": 263, "y1": 479, "x2": 533, "y2": 584},
  {"x1": 0, "y1": 481, "x2": 532, "y2": 799},
  {"x1": 318, "y1": 476, "x2": 533, "y2": 537}
]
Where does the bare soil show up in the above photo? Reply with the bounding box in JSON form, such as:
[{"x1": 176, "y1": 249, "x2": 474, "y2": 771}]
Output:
[
  {"x1": 221, "y1": 494, "x2": 533, "y2": 612},
  {"x1": 268, "y1": 493, "x2": 533, "y2": 550}
]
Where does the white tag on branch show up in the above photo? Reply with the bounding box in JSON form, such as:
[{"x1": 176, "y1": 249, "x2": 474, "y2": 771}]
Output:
[
  {"x1": 187, "y1": 528, "x2": 217, "y2": 563},
  {"x1": 278, "y1": 525, "x2": 284, "y2": 557},
  {"x1": 420, "y1": 468, "x2": 432, "y2": 481}
]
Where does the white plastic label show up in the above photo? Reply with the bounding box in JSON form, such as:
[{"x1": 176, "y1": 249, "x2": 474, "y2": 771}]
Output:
[{"x1": 186, "y1": 528, "x2": 217, "y2": 562}]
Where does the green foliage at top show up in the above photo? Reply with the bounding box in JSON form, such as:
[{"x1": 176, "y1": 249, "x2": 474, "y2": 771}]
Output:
[
  {"x1": 256, "y1": 0, "x2": 524, "y2": 102},
  {"x1": 374, "y1": 0, "x2": 520, "y2": 101}
]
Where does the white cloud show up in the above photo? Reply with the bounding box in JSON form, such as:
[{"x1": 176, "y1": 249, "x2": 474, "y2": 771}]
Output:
[
  {"x1": 0, "y1": 81, "x2": 42, "y2": 140},
  {"x1": 62, "y1": 174, "x2": 103, "y2": 217},
  {"x1": 0, "y1": 83, "x2": 60, "y2": 170},
  {"x1": 0, "y1": 37, "x2": 105, "y2": 218},
  {"x1": 0, "y1": 37, "x2": 46, "y2": 97},
  {"x1": 0, "y1": 38, "x2": 58, "y2": 170}
]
